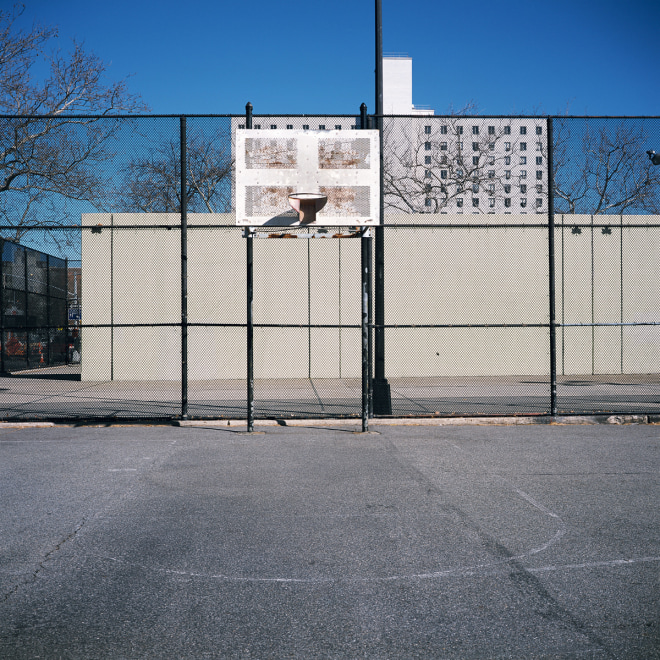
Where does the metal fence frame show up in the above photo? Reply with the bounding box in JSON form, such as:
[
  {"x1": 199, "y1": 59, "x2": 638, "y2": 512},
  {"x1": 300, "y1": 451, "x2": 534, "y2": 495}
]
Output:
[{"x1": 1, "y1": 110, "x2": 659, "y2": 423}]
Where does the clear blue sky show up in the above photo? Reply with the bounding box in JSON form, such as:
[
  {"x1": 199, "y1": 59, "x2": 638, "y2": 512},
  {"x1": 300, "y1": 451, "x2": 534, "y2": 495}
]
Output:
[{"x1": 13, "y1": 0, "x2": 660, "y2": 116}]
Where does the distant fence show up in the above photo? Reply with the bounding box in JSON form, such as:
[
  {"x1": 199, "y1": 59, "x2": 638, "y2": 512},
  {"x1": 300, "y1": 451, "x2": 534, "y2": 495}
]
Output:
[{"x1": 1, "y1": 112, "x2": 659, "y2": 421}]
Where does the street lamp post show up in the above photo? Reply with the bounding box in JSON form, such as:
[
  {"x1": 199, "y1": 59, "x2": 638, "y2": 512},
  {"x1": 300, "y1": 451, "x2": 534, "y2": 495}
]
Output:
[{"x1": 373, "y1": 0, "x2": 392, "y2": 414}]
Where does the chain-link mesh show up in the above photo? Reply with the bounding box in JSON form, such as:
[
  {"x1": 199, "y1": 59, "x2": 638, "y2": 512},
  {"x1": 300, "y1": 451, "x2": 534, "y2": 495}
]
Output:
[
  {"x1": 1, "y1": 114, "x2": 659, "y2": 420},
  {"x1": 553, "y1": 117, "x2": 660, "y2": 414}
]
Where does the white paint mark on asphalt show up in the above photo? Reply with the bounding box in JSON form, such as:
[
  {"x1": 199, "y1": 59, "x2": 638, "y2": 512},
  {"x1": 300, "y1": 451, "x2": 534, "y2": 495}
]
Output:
[{"x1": 91, "y1": 554, "x2": 660, "y2": 585}]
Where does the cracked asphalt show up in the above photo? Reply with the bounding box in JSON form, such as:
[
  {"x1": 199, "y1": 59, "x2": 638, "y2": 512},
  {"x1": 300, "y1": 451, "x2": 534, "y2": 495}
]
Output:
[{"x1": 1, "y1": 422, "x2": 659, "y2": 659}]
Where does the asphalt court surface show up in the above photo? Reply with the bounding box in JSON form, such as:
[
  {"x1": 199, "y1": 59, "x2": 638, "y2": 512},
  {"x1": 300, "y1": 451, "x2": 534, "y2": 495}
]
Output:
[{"x1": 1, "y1": 422, "x2": 659, "y2": 658}]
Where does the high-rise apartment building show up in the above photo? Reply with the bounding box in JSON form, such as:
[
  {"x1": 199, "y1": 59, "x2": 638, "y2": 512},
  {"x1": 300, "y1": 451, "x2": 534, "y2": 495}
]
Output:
[{"x1": 382, "y1": 56, "x2": 547, "y2": 215}]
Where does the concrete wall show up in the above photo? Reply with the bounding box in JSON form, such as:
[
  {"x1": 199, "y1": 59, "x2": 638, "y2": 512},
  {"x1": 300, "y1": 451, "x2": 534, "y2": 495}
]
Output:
[{"x1": 81, "y1": 213, "x2": 660, "y2": 380}]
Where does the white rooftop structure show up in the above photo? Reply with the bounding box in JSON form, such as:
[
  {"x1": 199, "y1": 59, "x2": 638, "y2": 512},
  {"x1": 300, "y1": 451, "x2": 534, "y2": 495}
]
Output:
[{"x1": 383, "y1": 56, "x2": 434, "y2": 116}]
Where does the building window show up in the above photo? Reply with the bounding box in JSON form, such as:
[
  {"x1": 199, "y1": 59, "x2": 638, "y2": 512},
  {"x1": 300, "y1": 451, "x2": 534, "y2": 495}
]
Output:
[
  {"x1": 520, "y1": 156, "x2": 527, "y2": 165},
  {"x1": 504, "y1": 184, "x2": 511, "y2": 193},
  {"x1": 425, "y1": 141, "x2": 431, "y2": 151},
  {"x1": 425, "y1": 169, "x2": 432, "y2": 178},
  {"x1": 472, "y1": 197, "x2": 479, "y2": 207},
  {"x1": 505, "y1": 170, "x2": 511, "y2": 179},
  {"x1": 505, "y1": 142, "x2": 511, "y2": 151},
  {"x1": 440, "y1": 170, "x2": 447, "y2": 179},
  {"x1": 536, "y1": 170, "x2": 543, "y2": 180},
  {"x1": 536, "y1": 156, "x2": 543, "y2": 165},
  {"x1": 489, "y1": 156, "x2": 495, "y2": 165},
  {"x1": 488, "y1": 126, "x2": 495, "y2": 135},
  {"x1": 536, "y1": 198, "x2": 543, "y2": 208},
  {"x1": 425, "y1": 198, "x2": 432, "y2": 208},
  {"x1": 441, "y1": 155, "x2": 448, "y2": 164},
  {"x1": 457, "y1": 141, "x2": 464, "y2": 150},
  {"x1": 504, "y1": 126, "x2": 511, "y2": 135},
  {"x1": 254, "y1": 124, "x2": 261, "y2": 129},
  {"x1": 319, "y1": 125, "x2": 325, "y2": 130},
  {"x1": 488, "y1": 170, "x2": 495, "y2": 178},
  {"x1": 456, "y1": 169, "x2": 463, "y2": 177},
  {"x1": 472, "y1": 126, "x2": 479, "y2": 135},
  {"x1": 536, "y1": 184, "x2": 543, "y2": 193},
  {"x1": 303, "y1": 124, "x2": 309, "y2": 130},
  {"x1": 521, "y1": 198, "x2": 527, "y2": 207},
  {"x1": 425, "y1": 125, "x2": 432, "y2": 134},
  {"x1": 488, "y1": 184, "x2": 495, "y2": 194},
  {"x1": 472, "y1": 156, "x2": 479, "y2": 165},
  {"x1": 335, "y1": 125, "x2": 342, "y2": 130},
  {"x1": 505, "y1": 198, "x2": 511, "y2": 207},
  {"x1": 440, "y1": 141, "x2": 447, "y2": 150},
  {"x1": 505, "y1": 156, "x2": 511, "y2": 165},
  {"x1": 520, "y1": 142, "x2": 527, "y2": 151},
  {"x1": 520, "y1": 126, "x2": 527, "y2": 135},
  {"x1": 457, "y1": 198, "x2": 464, "y2": 207},
  {"x1": 270, "y1": 124, "x2": 277, "y2": 129},
  {"x1": 520, "y1": 170, "x2": 527, "y2": 179},
  {"x1": 489, "y1": 142, "x2": 495, "y2": 151},
  {"x1": 536, "y1": 141, "x2": 542, "y2": 151},
  {"x1": 489, "y1": 198, "x2": 496, "y2": 207},
  {"x1": 238, "y1": 124, "x2": 245, "y2": 129},
  {"x1": 287, "y1": 124, "x2": 293, "y2": 129},
  {"x1": 425, "y1": 156, "x2": 431, "y2": 164},
  {"x1": 520, "y1": 184, "x2": 527, "y2": 194},
  {"x1": 457, "y1": 126, "x2": 464, "y2": 135},
  {"x1": 472, "y1": 142, "x2": 479, "y2": 151},
  {"x1": 536, "y1": 126, "x2": 543, "y2": 135},
  {"x1": 440, "y1": 125, "x2": 448, "y2": 134},
  {"x1": 472, "y1": 183, "x2": 479, "y2": 193}
]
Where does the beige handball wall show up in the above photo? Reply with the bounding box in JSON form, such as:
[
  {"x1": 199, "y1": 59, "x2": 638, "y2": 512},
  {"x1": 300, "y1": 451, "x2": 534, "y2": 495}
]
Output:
[{"x1": 81, "y1": 213, "x2": 660, "y2": 381}]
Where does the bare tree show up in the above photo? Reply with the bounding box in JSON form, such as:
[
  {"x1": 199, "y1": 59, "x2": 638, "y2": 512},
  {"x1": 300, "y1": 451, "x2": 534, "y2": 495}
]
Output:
[
  {"x1": 383, "y1": 105, "x2": 534, "y2": 215},
  {"x1": 0, "y1": 4, "x2": 146, "y2": 241},
  {"x1": 551, "y1": 119, "x2": 660, "y2": 215},
  {"x1": 114, "y1": 133, "x2": 234, "y2": 213}
]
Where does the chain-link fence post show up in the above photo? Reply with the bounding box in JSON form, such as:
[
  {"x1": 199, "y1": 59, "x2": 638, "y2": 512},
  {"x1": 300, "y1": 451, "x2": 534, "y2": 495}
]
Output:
[
  {"x1": 180, "y1": 117, "x2": 189, "y2": 419},
  {"x1": 547, "y1": 116, "x2": 557, "y2": 415},
  {"x1": 0, "y1": 239, "x2": 4, "y2": 374},
  {"x1": 245, "y1": 102, "x2": 255, "y2": 432}
]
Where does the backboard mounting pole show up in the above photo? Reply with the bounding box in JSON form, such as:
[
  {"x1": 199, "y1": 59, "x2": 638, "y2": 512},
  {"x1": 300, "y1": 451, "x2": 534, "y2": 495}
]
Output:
[{"x1": 246, "y1": 102, "x2": 255, "y2": 432}]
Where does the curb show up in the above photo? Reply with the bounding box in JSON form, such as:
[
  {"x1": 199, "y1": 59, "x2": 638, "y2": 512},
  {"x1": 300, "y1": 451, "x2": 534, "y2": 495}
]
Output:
[
  {"x1": 1, "y1": 415, "x2": 656, "y2": 430},
  {"x1": 176, "y1": 414, "x2": 655, "y2": 428}
]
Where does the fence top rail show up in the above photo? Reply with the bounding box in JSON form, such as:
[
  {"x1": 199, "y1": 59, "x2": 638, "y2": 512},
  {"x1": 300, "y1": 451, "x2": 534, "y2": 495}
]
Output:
[
  {"x1": 1, "y1": 113, "x2": 659, "y2": 121},
  {"x1": 6, "y1": 223, "x2": 660, "y2": 231}
]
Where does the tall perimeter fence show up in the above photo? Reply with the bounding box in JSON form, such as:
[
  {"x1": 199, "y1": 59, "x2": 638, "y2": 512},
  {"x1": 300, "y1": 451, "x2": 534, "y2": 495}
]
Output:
[{"x1": 1, "y1": 111, "x2": 659, "y2": 422}]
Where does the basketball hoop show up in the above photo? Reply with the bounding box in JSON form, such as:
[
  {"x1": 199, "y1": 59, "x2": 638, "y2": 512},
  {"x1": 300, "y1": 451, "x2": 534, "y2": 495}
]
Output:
[{"x1": 288, "y1": 192, "x2": 327, "y2": 224}]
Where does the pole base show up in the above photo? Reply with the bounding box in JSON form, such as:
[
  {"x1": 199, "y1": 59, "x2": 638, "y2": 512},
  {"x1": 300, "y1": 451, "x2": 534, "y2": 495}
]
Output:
[{"x1": 372, "y1": 378, "x2": 392, "y2": 415}]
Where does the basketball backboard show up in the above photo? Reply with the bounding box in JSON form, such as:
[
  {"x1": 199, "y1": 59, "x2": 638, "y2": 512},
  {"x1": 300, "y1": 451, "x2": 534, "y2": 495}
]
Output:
[{"x1": 235, "y1": 129, "x2": 380, "y2": 226}]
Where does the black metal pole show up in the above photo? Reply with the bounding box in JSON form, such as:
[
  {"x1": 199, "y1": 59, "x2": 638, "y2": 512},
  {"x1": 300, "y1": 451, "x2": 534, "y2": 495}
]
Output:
[
  {"x1": 360, "y1": 103, "x2": 374, "y2": 417},
  {"x1": 246, "y1": 102, "x2": 255, "y2": 432},
  {"x1": 373, "y1": 0, "x2": 392, "y2": 414},
  {"x1": 361, "y1": 228, "x2": 370, "y2": 432},
  {"x1": 46, "y1": 254, "x2": 51, "y2": 366},
  {"x1": 0, "y1": 238, "x2": 4, "y2": 373},
  {"x1": 547, "y1": 117, "x2": 557, "y2": 416},
  {"x1": 180, "y1": 117, "x2": 189, "y2": 418},
  {"x1": 24, "y1": 246, "x2": 29, "y2": 369},
  {"x1": 110, "y1": 215, "x2": 114, "y2": 381},
  {"x1": 64, "y1": 257, "x2": 69, "y2": 366}
]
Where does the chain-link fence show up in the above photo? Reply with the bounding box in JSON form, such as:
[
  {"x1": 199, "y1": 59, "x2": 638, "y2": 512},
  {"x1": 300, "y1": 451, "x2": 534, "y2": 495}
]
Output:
[{"x1": 1, "y1": 113, "x2": 659, "y2": 421}]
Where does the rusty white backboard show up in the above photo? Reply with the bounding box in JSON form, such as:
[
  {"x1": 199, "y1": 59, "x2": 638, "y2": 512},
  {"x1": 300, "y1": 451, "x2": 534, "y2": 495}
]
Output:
[{"x1": 235, "y1": 129, "x2": 380, "y2": 226}]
